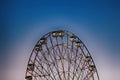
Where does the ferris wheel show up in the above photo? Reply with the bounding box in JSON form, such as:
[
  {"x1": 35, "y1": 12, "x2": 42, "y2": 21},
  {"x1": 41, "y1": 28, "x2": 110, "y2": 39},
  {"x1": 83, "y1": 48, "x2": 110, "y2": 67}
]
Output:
[{"x1": 25, "y1": 30, "x2": 100, "y2": 80}]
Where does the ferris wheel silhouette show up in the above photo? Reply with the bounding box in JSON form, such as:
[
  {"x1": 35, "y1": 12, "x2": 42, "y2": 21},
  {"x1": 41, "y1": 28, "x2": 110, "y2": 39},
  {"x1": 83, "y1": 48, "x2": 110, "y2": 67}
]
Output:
[{"x1": 25, "y1": 30, "x2": 100, "y2": 80}]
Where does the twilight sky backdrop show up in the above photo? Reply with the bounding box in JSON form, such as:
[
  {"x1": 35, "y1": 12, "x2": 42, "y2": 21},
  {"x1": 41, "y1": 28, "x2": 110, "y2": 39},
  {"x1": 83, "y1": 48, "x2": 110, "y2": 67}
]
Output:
[{"x1": 1, "y1": 0, "x2": 120, "y2": 80}]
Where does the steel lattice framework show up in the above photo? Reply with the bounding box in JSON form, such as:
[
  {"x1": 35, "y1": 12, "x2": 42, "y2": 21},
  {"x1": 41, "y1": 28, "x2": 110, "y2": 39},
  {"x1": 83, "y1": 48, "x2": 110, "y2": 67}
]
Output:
[{"x1": 25, "y1": 30, "x2": 100, "y2": 80}]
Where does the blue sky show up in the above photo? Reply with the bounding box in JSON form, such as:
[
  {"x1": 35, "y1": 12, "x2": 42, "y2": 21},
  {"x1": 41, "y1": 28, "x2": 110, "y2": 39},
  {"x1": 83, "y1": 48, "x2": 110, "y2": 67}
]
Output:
[{"x1": 1, "y1": 0, "x2": 120, "y2": 80}]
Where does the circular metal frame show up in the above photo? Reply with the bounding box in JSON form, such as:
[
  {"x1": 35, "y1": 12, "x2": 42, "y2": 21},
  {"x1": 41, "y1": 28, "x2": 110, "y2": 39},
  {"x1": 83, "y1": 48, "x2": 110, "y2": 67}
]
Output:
[{"x1": 25, "y1": 30, "x2": 100, "y2": 80}]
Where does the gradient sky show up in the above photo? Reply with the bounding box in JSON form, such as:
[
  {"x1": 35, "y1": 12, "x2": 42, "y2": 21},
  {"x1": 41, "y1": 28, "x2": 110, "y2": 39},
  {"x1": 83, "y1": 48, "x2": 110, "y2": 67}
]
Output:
[{"x1": 1, "y1": 0, "x2": 120, "y2": 80}]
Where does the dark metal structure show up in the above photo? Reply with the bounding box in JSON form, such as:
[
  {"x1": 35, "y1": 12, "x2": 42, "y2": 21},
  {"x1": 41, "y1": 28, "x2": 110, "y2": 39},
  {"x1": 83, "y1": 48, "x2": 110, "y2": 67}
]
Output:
[{"x1": 25, "y1": 30, "x2": 100, "y2": 80}]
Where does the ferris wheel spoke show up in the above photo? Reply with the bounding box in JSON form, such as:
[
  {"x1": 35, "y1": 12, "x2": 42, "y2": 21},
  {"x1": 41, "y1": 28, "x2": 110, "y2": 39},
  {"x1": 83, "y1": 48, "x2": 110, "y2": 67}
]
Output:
[
  {"x1": 56, "y1": 37, "x2": 67, "y2": 80},
  {"x1": 75, "y1": 53, "x2": 85, "y2": 80},
  {"x1": 45, "y1": 42, "x2": 63, "y2": 80},
  {"x1": 49, "y1": 36, "x2": 64, "y2": 80},
  {"x1": 35, "y1": 58, "x2": 55, "y2": 80},
  {"x1": 66, "y1": 47, "x2": 73, "y2": 80},
  {"x1": 39, "y1": 48, "x2": 57, "y2": 80},
  {"x1": 71, "y1": 47, "x2": 79, "y2": 80},
  {"x1": 32, "y1": 63, "x2": 49, "y2": 80},
  {"x1": 35, "y1": 47, "x2": 57, "y2": 80},
  {"x1": 83, "y1": 71, "x2": 95, "y2": 80},
  {"x1": 33, "y1": 69, "x2": 48, "y2": 80},
  {"x1": 77, "y1": 58, "x2": 88, "y2": 80},
  {"x1": 44, "y1": 42, "x2": 60, "y2": 79},
  {"x1": 62, "y1": 37, "x2": 67, "y2": 80}
]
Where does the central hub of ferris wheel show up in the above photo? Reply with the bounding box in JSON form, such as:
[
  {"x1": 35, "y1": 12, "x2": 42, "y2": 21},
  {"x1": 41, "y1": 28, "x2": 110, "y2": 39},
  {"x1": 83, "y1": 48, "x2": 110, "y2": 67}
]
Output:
[{"x1": 25, "y1": 30, "x2": 100, "y2": 80}]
